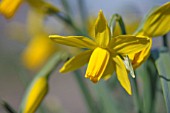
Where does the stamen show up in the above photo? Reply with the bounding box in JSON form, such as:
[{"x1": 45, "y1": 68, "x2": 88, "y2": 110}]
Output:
[{"x1": 123, "y1": 55, "x2": 135, "y2": 78}]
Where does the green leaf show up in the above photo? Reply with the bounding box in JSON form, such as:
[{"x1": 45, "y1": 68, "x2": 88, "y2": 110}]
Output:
[
  {"x1": 136, "y1": 56, "x2": 158, "y2": 113},
  {"x1": 74, "y1": 70, "x2": 122, "y2": 113},
  {"x1": 155, "y1": 47, "x2": 170, "y2": 113},
  {"x1": 92, "y1": 80, "x2": 123, "y2": 113},
  {"x1": 36, "y1": 52, "x2": 68, "y2": 79}
]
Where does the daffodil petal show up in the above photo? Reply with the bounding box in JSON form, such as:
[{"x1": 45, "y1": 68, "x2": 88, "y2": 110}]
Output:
[
  {"x1": 60, "y1": 50, "x2": 92, "y2": 73},
  {"x1": 94, "y1": 10, "x2": 110, "y2": 48},
  {"x1": 113, "y1": 56, "x2": 132, "y2": 95},
  {"x1": 49, "y1": 35, "x2": 96, "y2": 49},
  {"x1": 85, "y1": 47, "x2": 110, "y2": 83},
  {"x1": 142, "y1": 2, "x2": 170, "y2": 37},
  {"x1": 102, "y1": 59, "x2": 115, "y2": 80},
  {"x1": 111, "y1": 35, "x2": 150, "y2": 55},
  {"x1": 131, "y1": 39, "x2": 152, "y2": 69}
]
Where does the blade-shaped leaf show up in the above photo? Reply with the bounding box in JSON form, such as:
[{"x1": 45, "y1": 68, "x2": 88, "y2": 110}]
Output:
[
  {"x1": 155, "y1": 47, "x2": 170, "y2": 113},
  {"x1": 136, "y1": 56, "x2": 158, "y2": 113}
]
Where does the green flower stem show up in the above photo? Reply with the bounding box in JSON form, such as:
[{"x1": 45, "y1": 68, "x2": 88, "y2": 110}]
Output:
[
  {"x1": 61, "y1": 0, "x2": 72, "y2": 21},
  {"x1": 109, "y1": 14, "x2": 127, "y2": 35},
  {"x1": 73, "y1": 70, "x2": 99, "y2": 113},
  {"x1": 136, "y1": 58, "x2": 157, "y2": 113},
  {"x1": 61, "y1": 0, "x2": 88, "y2": 35},
  {"x1": 93, "y1": 81, "x2": 122, "y2": 113},
  {"x1": 1, "y1": 100, "x2": 17, "y2": 113},
  {"x1": 77, "y1": 0, "x2": 88, "y2": 32},
  {"x1": 144, "y1": 57, "x2": 158, "y2": 113},
  {"x1": 131, "y1": 75, "x2": 142, "y2": 113},
  {"x1": 117, "y1": 15, "x2": 126, "y2": 35},
  {"x1": 163, "y1": 34, "x2": 168, "y2": 48},
  {"x1": 109, "y1": 14, "x2": 117, "y2": 37},
  {"x1": 36, "y1": 52, "x2": 68, "y2": 79},
  {"x1": 55, "y1": 0, "x2": 87, "y2": 36},
  {"x1": 54, "y1": 12, "x2": 86, "y2": 36},
  {"x1": 77, "y1": 0, "x2": 87, "y2": 23}
]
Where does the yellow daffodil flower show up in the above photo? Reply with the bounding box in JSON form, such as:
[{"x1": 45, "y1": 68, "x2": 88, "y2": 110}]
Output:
[
  {"x1": 130, "y1": 2, "x2": 170, "y2": 68},
  {"x1": 20, "y1": 76, "x2": 48, "y2": 113},
  {"x1": 50, "y1": 10, "x2": 150, "y2": 95},
  {"x1": 0, "y1": 0, "x2": 22, "y2": 18}
]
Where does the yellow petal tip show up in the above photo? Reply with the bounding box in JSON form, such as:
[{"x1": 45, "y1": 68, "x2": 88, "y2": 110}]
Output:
[
  {"x1": 91, "y1": 77, "x2": 99, "y2": 83},
  {"x1": 98, "y1": 10, "x2": 104, "y2": 16},
  {"x1": 126, "y1": 86, "x2": 132, "y2": 95},
  {"x1": 85, "y1": 75, "x2": 99, "y2": 83},
  {"x1": 99, "y1": 9, "x2": 103, "y2": 13},
  {"x1": 49, "y1": 35, "x2": 58, "y2": 39},
  {"x1": 128, "y1": 90, "x2": 132, "y2": 95},
  {"x1": 59, "y1": 68, "x2": 65, "y2": 73}
]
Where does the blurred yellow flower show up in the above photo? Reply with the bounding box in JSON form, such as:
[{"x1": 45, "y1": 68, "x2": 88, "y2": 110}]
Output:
[
  {"x1": 0, "y1": 0, "x2": 59, "y2": 19},
  {"x1": 50, "y1": 10, "x2": 150, "y2": 95},
  {"x1": 22, "y1": 33, "x2": 58, "y2": 70},
  {"x1": 0, "y1": 0, "x2": 22, "y2": 18},
  {"x1": 22, "y1": 8, "x2": 59, "y2": 70},
  {"x1": 20, "y1": 76, "x2": 48, "y2": 113},
  {"x1": 130, "y1": 2, "x2": 170, "y2": 68}
]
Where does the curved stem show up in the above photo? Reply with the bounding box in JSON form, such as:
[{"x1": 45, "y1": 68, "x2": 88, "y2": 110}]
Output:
[
  {"x1": 54, "y1": 12, "x2": 85, "y2": 36},
  {"x1": 109, "y1": 14, "x2": 117, "y2": 37},
  {"x1": 109, "y1": 14, "x2": 127, "y2": 36},
  {"x1": 117, "y1": 15, "x2": 126, "y2": 35}
]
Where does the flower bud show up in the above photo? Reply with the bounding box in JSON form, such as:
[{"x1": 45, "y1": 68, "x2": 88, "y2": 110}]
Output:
[{"x1": 20, "y1": 77, "x2": 48, "y2": 113}]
